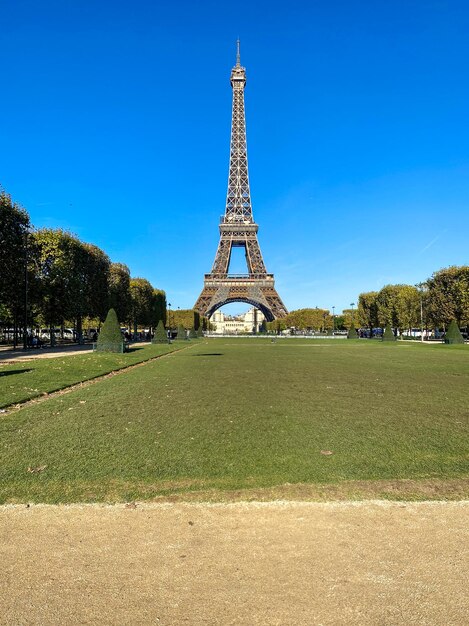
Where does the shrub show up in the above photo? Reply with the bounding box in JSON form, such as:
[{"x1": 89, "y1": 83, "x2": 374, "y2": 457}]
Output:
[
  {"x1": 96, "y1": 309, "x2": 123, "y2": 353},
  {"x1": 197, "y1": 327, "x2": 204, "y2": 338},
  {"x1": 177, "y1": 324, "x2": 187, "y2": 340},
  {"x1": 382, "y1": 325, "x2": 396, "y2": 342},
  {"x1": 347, "y1": 324, "x2": 357, "y2": 339},
  {"x1": 189, "y1": 327, "x2": 197, "y2": 339},
  {"x1": 152, "y1": 319, "x2": 167, "y2": 344},
  {"x1": 444, "y1": 320, "x2": 464, "y2": 344}
]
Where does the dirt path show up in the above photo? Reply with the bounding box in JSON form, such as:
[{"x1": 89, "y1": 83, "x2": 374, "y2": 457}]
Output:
[{"x1": 2, "y1": 501, "x2": 468, "y2": 625}]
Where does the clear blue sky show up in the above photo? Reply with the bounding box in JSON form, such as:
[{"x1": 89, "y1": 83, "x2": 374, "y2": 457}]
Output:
[{"x1": 2, "y1": 0, "x2": 468, "y2": 315}]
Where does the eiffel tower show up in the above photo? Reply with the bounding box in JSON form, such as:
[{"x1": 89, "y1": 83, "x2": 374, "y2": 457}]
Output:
[{"x1": 194, "y1": 42, "x2": 288, "y2": 322}]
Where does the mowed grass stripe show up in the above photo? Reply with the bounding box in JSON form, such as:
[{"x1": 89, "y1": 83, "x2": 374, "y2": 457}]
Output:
[
  {"x1": 0, "y1": 342, "x2": 184, "y2": 408},
  {"x1": 1, "y1": 339, "x2": 468, "y2": 503}
]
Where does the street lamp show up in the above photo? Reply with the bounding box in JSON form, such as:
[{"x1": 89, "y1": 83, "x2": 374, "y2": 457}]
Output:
[
  {"x1": 167, "y1": 302, "x2": 171, "y2": 342},
  {"x1": 332, "y1": 306, "x2": 335, "y2": 334},
  {"x1": 416, "y1": 283, "x2": 425, "y2": 342},
  {"x1": 23, "y1": 226, "x2": 30, "y2": 350},
  {"x1": 350, "y1": 302, "x2": 355, "y2": 325}
]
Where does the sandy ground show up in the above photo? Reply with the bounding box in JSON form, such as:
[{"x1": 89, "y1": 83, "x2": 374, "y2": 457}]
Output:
[{"x1": 1, "y1": 501, "x2": 468, "y2": 625}]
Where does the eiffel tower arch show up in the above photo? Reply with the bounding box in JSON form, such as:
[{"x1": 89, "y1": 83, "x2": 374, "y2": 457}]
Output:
[{"x1": 194, "y1": 42, "x2": 288, "y2": 322}]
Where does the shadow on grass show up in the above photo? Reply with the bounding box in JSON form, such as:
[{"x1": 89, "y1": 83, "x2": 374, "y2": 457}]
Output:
[
  {"x1": 192, "y1": 353, "x2": 224, "y2": 357},
  {"x1": 0, "y1": 368, "x2": 33, "y2": 377}
]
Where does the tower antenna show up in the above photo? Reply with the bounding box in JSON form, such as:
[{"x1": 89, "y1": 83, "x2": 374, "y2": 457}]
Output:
[{"x1": 236, "y1": 38, "x2": 240, "y2": 66}]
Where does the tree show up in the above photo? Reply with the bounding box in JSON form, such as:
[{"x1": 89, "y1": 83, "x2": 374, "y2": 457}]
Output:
[
  {"x1": 189, "y1": 327, "x2": 197, "y2": 339},
  {"x1": 151, "y1": 289, "x2": 167, "y2": 328},
  {"x1": 283, "y1": 308, "x2": 331, "y2": 331},
  {"x1": 377, "y1": 285, "x2": 402, "y2": 329},
  {"x1": 129, "y1": 278, "x2": 154, "y2": 336},
  {"x1": 0, "y1": 191, "x2": 31, "y2": 346},
  {"x1": 357, "y1": 292, "x2": 379, "y2": 337},
  {"x1": 171, "y1": 309, "x2": 199, "y2": 330},
  {"x1": 32, "y1": 229, "x2": 79, "y2": 344},
  {"x1": 395, "y1": 285, "x2": 420, "y2": 334},
  {"x1": 109, "y1": 263, "x2": 132, "y2": 324},
  {"x1": 347, "y1": 324, "x2": 357, "y2": 339},
  {"x1": 426, "y1": 266, "x2": 469, "y2": 328},
  {"x1": 177, "y1": 324, "x2": 186, "y2": 340},
  {"x1": 96, "y1": 308, "x2": 123, "y2": 353}
]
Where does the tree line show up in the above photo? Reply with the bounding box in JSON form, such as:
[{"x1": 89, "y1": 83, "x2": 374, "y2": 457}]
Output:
[
  {"x1": 357, "y1": 267, "x2": 469, "y2": 335},
  {"x1": 0, "y1": 190, "x2": 166, "y2": 345},
  {"x1": 266, "y1": 267, "x2": 469, "y2": 334}
]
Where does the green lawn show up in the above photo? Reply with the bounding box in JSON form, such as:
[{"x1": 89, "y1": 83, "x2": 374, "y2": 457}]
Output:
[
  {"x1": 0, "y1": 342, "x2": 182, "y2": 408},
  {"x1": 1, "y1": 339, "x2": 468, "y2": 503}
]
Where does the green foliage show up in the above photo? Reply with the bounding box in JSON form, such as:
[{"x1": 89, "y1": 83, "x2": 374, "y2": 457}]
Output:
[
  {"x1": 426, "y1": 266, "x2": 469, "y2": 327},
  {"x1": 444, "y1": 319, "x2": 464, "y2": 344},
  {"x1": 129, "y1": 278, "x2": 154, "y2": 330},
  {"x1": 96, "y1": 309, "x2": 123, "y2": 352},
  {"x1": 193, "y1": 311, "x2": 201, "y2": 331},
  {"x1": 197, "y1": 326, "x2": 204, "y2": 338},
  {"x1": 151, "y1": 289, "x2": 167, "y2": 328},
  {"x1": 177, "y1": 324, "x2": 187, "y2": 340},
  {"x1": 0, "y1": 191, "x2": 30, "y2": 327},
  {"x1": 152, "y1": 319, "x2": 168, "y2": 344},
  {"x1": 189, "y1": 327, "x2": 197, "y2": 339},
  {"x1": 347, "y1": 324, "x2": 357, "y2": 339},
  {"x1": 283, "y1": 308, "x2": 332, "y2": 331},
  {"x1": 109, "y1": 263, "x2": 131, "y2": 324},
  {"x1": 358, "y1": 292, "x2": 379, "y2": 333},
  {"x1": 382, "y1": 325, "x2": 396, "y2": 341}
]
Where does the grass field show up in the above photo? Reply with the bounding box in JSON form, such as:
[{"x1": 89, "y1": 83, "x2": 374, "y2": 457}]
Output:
[
  {"x1": 0, "y1": 342, "x2": 181, "y2": 408},
  {"x1": 1, "y1": 339, "x2": 468, "y2": 503}
]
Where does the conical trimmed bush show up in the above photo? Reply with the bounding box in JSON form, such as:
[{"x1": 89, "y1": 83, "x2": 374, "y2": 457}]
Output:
[
  {"x1": 382, "y1": 325, "x2": 396, "y2": 342},
  {"x1": 96, "y1": 309, "x2": 124, "y2": 353},
  {"x1": 444, "y1": 320, "x2": 464, "y2": 344},
  {"x1": 347, "y1": 324, "x2": 357, "y2": 339},
  {"x1": 152, "y1": 319, "x2": 167, "y2": 344},
  {"x1": 177, "y1": 324, "x2": 187, "y2": 340}
]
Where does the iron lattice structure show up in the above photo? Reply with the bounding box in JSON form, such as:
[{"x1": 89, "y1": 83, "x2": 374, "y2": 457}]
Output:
[{"x1": 194, "y1": 43, "x2": 288, "y2": 322}]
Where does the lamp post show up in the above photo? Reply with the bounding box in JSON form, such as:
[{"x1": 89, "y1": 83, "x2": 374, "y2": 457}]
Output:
[
  {"x1": 416, "y1": 283, "x2": 425, "y2": 342},
  {"x1": 350, "y1": 302, "x2": 355, "y2": 325},
  {"x1": 23, "y1": 227, "x2": 30, "y2": 350},
  {"x1": 167, "y1": 302, "x2": 171, "y2": 342},
  {"x1": 332, "y1": 306, "x2": 335, "y2": 334}
]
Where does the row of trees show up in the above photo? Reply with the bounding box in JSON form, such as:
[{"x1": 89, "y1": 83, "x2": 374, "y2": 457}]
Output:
[
  {"x1": 358, "y1": 267, "x2": 469, "y2": 335},
  {"x1": 0, "y1": 190, "x2": 166, "y2": 345},
  {"x1": 264, "y1": 266, "x2": 469, "y2": 334}
]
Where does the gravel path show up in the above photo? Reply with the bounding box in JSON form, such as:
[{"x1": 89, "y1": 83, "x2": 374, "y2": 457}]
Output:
[{"x1": 2, "y1": 501, "x2": 468, "y2": 625}]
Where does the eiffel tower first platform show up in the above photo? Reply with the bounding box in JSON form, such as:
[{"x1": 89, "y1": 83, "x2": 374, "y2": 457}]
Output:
[{"x1": 194, "y1": 43, "x2": 288, "y2": 322}]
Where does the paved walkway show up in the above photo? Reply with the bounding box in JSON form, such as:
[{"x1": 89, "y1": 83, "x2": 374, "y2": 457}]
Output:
[
  {"x1": 1, "y1": 501, "x2": 468, "y2": 625},
  {"x1": 0, "y1": 342, "x2": 152, "y2": 363}
]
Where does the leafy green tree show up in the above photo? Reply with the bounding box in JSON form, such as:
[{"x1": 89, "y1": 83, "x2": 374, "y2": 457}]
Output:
[
  {"x1": 377, "y1": 285, "x2": 402, "y2": 329},
  {"x1": 32, "y1": 229, "x2": 78, "y2": 345},
  {"x1": 177, "y1": 324, "x2": 186, "y2": 340},
  {"x1": 395, "y1": 285, "x2": 420, "y2": 334},
  {"x1": 283, "y1": 308, "x2": 331, "y2": 331},
  {"x1": 152, "y1": 319, "x2": 168, "y2": 344},
  {"x1": 129, "y1": 278, "x2": 154, "y2": 336},
  {"x1": 0, "y1": 191, "x2": 31, "y2": 345},
  {"x1": 426, "y1": 266, "x2": 469, "y2": 328},
  {"x1": 171, "y1": 309, "x2": 198, "y2": 330},
  {"x1": 357, "y1": 292, "x2": 379, "y2": 337},
  {"x1": 96, "y1": 308, "x2": 123, "y2": 352},
  {"x1": 109, "y1": 263, "x2": 132, "y2": 324},
  {"x1": 151, "y1": 289, "x2": 167, "y2": 328}
]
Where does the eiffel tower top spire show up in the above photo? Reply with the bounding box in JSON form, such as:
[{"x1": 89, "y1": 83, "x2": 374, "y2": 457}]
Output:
[{"x1": 226, "y1": 40, "x2": 251, "y2": 224}]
